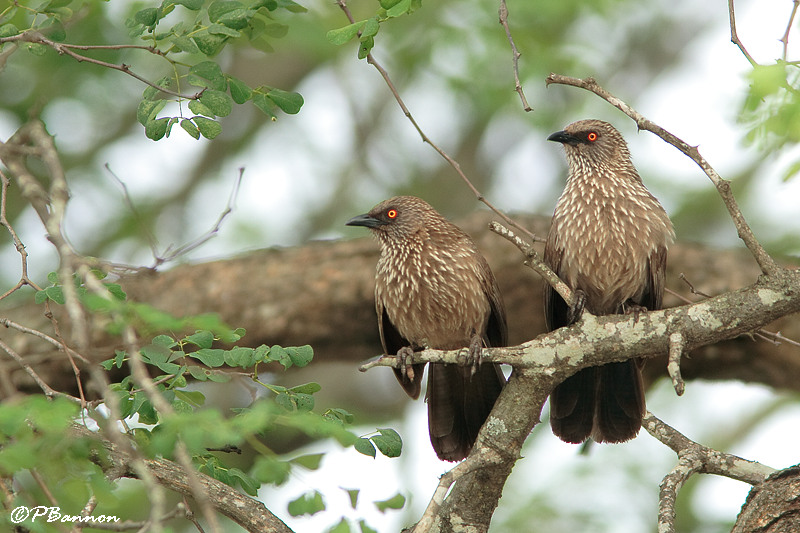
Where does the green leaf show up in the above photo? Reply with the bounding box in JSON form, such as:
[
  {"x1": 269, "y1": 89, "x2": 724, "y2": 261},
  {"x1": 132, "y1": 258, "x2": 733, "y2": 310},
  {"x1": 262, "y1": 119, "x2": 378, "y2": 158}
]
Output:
[
  {"x1": 374, "y1": 493, "x2": 405, "y2": 512},
  {"x1": 45, "y1": 286, "x2": 65, "y2": 304},
  {"x1": 134, "y1": 7, "x2": 159, "y2": 27},
  {"x1": 275, "y1": 392, "x2": 294, "y2": 411},
  {"x1": 268, "y1": 345, "x2": 290, "y2": 368},
  {"x1": 145, "y1": 117, "x2": 170, "y2": 140},
  {"x1": 227, "y1": 76, "x2": 252, "y2": 104},
  {"x1": 343, "y1": 488, "x2": 359, "y2": 509},
  {"x1": 188, "y1": 365, "x2": 209, "y2": 381},
  {"x1": 105, "y1": 283, "x2": 127, "y2": 300},
  {"x1": 324, "y1": 407, "x2": 354, "y2": 425},
  {"x1": 291, "y1": 453, "x2": 324, "y2": 470},
  {"x1": 174, "y1": 390, "x2": 205, "y2": 407},
  {"x1": 326, "y1": 21, "x2": 366, "y2": 45},
  {"x1": 34, "y1": 290, "x2": 47, "y2": 304},
  {"x1": 188, "y1": 61, "x2": 227, "y2": 90},
  {"x1": 192, "y1": 31, "x2": 227, "y2": 56},
  {"x1": 289, "y1": 382, "x2": 321, "y2": 394},
  {"x1": 192, "y1": 348, "x2": 225, "y2": 367},
  {"x1": 386, "y1": 0, "x2": 412, "y2": 17},
  {"x1": 200, "y1": 89, "x2": 233, "y2": 117},
  {"x1": 252, "y1": 456, "x2": 291, "y2": 485},
  {"x1": 224, "y1": 346, "x2": 256, "y2": 368},
  {"x1": 208, "y1": 22, "x2": 241, "y2": 37},
  {"x1": 177, "y1": 0, "x2": 204, "y2": 9},
  {"x1": 152, "y1": 335, "x2": 177, "y2": 348},
  {"x1": 229, "y1": 467, "x2": 261, "y2": 496},
  {"x1": 252, "y1": 92, "x2": 277, "y2": 119},
  {"x1": 206, "y1": 370, "x2": 231, "y2": 382},
  {"x1": 358, "y1": 36, "x2": 374, "y2": 60},
  {"x1": 171, "y1": 34, "x2": 200, "y2": 54},
  {"x1": 26, "y1": 42, "x2": 47, "y2": 56},
  {"x1": 266, "y1": 88, "x2": 303, "y2": 114},
  {"x1": 354, "y1": 438, "x2": 376, "y2": 458},
  {"x1": 46, "y1": 271, "x2": 58, "y2": 284},
  {"x1": 358, "y1": 520, "x2": 378, "y2": 533},
  {"x1": 371, "y1": 428, "x2": 402, "y2": 458},
  {"x1": 184, "y1": 330, "x2": 214, "y2": 349},
  {"x1": 328, "y1": 518, "x2": 351, "y2": 533},
  {"x1": 188, "y1": 98, "x2": 215, "y2": 118},
  {"x1": 194, "y1": 117, "x2": 222, "y2": 139},
  {"x1": 287, "y1": 491, "x2": 325, "y2": 517},
  {"x1": 137, "y1": 99, "x2": 166, "y2": 126},
  {"x1": 362, "y1": 18, "x2": 379, "y2": 39},
  {"x1": 0, "y1": 24, "x2": 19, "y2": 39},
  {"x1": 286, "y1": 345, "x2": 313, "y2": 367},
  {"x1": 293, "y1": 393, "x2": 314, "y2": 412}
]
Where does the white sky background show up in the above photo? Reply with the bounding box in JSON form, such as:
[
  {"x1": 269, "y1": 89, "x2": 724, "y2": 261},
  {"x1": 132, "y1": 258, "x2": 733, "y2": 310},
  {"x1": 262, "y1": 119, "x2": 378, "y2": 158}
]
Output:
[{"x1": 1, "y1": 0, "x2": 800, "y2": 531}]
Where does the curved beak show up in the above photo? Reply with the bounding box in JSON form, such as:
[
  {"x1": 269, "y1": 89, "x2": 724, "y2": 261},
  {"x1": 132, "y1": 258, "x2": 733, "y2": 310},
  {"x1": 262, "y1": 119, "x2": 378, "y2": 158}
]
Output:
[
  {"x1": 345, "y1": 213, "x2": 386, "y2": 228},
  {"x1": 547, "y1": 130, "x2": 580, "y2": 145}
]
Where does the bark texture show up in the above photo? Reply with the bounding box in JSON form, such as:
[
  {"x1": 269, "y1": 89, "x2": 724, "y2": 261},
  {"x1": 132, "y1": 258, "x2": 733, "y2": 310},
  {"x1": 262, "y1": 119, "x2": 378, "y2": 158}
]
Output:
[{"x1": 733, "y1": 465, "x2": 800, "y2": 533}]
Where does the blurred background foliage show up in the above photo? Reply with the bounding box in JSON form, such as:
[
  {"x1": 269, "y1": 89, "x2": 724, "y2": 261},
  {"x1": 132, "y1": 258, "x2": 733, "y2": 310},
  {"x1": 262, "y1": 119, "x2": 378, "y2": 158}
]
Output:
[
  {"x1": 1, "y1": 0, "x2": 798, "y2": 291},
  {"x1": 2, "y1": 0, "x2": 800, "y2": 532}
]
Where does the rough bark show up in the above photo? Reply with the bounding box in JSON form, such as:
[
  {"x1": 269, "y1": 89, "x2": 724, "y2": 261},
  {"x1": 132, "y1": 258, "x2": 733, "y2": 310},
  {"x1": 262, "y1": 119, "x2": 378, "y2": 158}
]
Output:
[{"x1": 733, "y1": 465, "x2": 800, "y2": 533}]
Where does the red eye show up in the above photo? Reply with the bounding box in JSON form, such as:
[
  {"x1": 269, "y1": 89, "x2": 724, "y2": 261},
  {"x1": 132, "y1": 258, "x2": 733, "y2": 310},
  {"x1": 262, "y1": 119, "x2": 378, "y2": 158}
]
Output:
[
  {"x1": 386, "y1": 209, "x2": 398, "y2": 219},
  {"x1": 587, "y1": 132, "x2": 598, "y2": 142}
]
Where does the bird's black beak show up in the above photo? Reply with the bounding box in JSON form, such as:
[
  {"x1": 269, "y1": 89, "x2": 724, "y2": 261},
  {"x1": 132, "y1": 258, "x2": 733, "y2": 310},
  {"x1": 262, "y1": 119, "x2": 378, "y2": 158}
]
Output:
[
  {"x1": 547, "y1": 130, "x2": 580, "y2": 146},
  {"x1": 346, "y1": 213, "x2": 387, "y2": 228}
]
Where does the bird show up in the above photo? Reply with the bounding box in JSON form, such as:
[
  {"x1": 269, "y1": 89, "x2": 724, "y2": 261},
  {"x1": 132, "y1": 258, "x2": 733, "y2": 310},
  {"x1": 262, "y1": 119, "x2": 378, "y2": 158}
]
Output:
[
  {"x1": 544, "y1": 119, "x2": 674, "y2": 444},
  {"x1": 346, "y1": 195, "x2": 507, "y2": 461}
]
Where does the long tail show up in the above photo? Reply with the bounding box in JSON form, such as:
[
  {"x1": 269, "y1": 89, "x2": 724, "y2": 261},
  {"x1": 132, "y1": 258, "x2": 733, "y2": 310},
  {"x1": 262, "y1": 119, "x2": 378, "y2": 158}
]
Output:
[
  {"x1": 427, "y1": 363, "x2": 505, "y2": 462},
  {"x1": 550, "y1": 359, "x2": 644, "y2": 444}
]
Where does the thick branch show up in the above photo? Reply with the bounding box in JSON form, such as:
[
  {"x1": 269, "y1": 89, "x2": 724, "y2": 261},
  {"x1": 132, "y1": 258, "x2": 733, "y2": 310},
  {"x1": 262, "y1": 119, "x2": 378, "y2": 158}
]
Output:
[{"x1": 73, "y1": 425, "x2": 293, "y2": 533}]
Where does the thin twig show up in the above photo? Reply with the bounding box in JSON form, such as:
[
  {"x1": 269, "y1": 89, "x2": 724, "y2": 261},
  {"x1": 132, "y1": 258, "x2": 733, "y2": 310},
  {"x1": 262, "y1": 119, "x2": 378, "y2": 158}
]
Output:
[
  {"x1": 498, "y1": 0, "x2": 532, "y2": 112},
  {"x1": 489, "y1": 221, "x2": 573, "y2": 303},
  {"x1": 728, "y1": 0, "x2": 759, "y2": 66},
  {"x1": 544, "y1": 74, "x2": 780, "y2": 276},
  {"x1": 0, "y1": 31, "x2": 201, "y2": 100},
  {"x1": 780, "y1": 0, "x2": 800, "y2": 61},
  {"x1": 334, "y1": 0, "x2": 542, "y2": 243}
]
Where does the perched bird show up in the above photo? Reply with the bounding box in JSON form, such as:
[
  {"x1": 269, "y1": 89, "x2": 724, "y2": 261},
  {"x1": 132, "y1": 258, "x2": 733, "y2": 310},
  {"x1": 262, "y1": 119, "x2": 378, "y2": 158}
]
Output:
[
  {"x1": 346, "y1": 196, "x2": 507, "y2": 461},
  {"x1": 545, "y1": 119, "x2": 674, "y2": 444}
]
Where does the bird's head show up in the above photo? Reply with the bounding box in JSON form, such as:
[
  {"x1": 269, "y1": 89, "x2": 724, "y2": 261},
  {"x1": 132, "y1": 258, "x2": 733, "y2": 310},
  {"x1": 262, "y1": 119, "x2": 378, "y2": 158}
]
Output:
[
  {"x1": 547, "y1": 119, "x2": 633, "y2": 170},
  {"x1": 346, "y1": 195, "x2": 439, "y2": 242}
]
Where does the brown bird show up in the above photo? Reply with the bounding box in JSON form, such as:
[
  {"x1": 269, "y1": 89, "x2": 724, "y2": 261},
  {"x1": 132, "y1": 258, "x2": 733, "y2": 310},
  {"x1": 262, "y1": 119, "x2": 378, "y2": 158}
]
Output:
[
  {"x1": 545, "y1": 119, "x2": 674, "y2": 444},
  {"x1": 346, "y1": 196, "x2": 507, "y2": 461}
]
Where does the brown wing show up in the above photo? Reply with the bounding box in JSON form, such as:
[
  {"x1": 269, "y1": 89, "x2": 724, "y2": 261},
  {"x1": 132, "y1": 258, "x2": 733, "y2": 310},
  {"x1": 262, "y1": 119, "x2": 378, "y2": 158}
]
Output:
[
  {"x1": 639, "y1": 245, "x2": 668, "y2": 311},
  {"x1": 377, "y1": 299, "x2": 424, "y2": 399},
  {"x1": 481, "y1": 262, "x2": 508, "y2": 348}
]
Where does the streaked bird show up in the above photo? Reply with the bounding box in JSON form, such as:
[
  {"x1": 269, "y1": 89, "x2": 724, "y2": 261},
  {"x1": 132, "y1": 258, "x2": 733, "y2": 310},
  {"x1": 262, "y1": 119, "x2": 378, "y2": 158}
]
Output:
[
  {"x1": 347, "y1": 196, "x2": 507, "y2": 461},
  {"x1": 545, "y1": 119, "x2": 674, "y2": 444}
]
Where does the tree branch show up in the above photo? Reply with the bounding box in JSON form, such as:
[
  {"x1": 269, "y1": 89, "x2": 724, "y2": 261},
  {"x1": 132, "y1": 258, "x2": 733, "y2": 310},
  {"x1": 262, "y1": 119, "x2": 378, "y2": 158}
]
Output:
[{"x1": 72, "y1": 425, "x2": 294, "y2": 533}]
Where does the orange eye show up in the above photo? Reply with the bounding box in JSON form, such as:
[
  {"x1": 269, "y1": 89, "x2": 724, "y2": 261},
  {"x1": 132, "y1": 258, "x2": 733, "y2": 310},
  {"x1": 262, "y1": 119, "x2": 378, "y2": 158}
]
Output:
[
  {"x1": 587, "y1": 132, "x2": 598, "y2": 142},
  {"x1": 386, "y1": 209, "x2": 398, "y2": 219}
]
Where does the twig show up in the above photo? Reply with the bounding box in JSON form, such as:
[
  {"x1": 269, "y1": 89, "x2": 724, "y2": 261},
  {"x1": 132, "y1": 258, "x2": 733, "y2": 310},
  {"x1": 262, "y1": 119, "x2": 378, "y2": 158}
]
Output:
[
  {"x1": 489, "y1": 221, "x2": 573, "y2": 303},
  {"x1": 667, "y1": 333, "x2": 685, "y2": 396},
  {"x1": 643, "y1": 412, "x2": 775, "y2": 533},
  {"x1": 334, "y1": 0, "x2": 541, "y2": 244},
  {"x1": 498, "y1": 0, "x2": 531, "y2": 112},
  {"x1": 780, "y1": 0, "x2": 800, "y2": 61},
  {"x1": 155, "y1": 168, "x2": 245, "y2": 266},
  {"x1": 728, "y1": 0, "x2": 759, "y2": 66},
  {"x1": 544, "y1": 74, "x2": 780, "y2": 276},
  {"x1": 0, "y1": 31, "x2": 200, "y2": 100},
  {"x1": 678, "y1": 273, "x2": 712, "y2": 298}
]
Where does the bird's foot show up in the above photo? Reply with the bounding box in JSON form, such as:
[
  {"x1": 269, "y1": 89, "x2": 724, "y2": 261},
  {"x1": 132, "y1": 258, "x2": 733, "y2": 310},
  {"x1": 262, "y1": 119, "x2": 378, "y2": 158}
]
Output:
[
  {"x1": 622, "y1": 300, "x2": 648, "y2": 323},
  {"x1": 396, "y1": 346, "x2": 417, "y2": 382},
  {"x1": 456, "y1": 334, "x2": 484, "y2": 377},
  {"x1": 568, "y1": 289, "x2": 587, "y2": 325}
]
